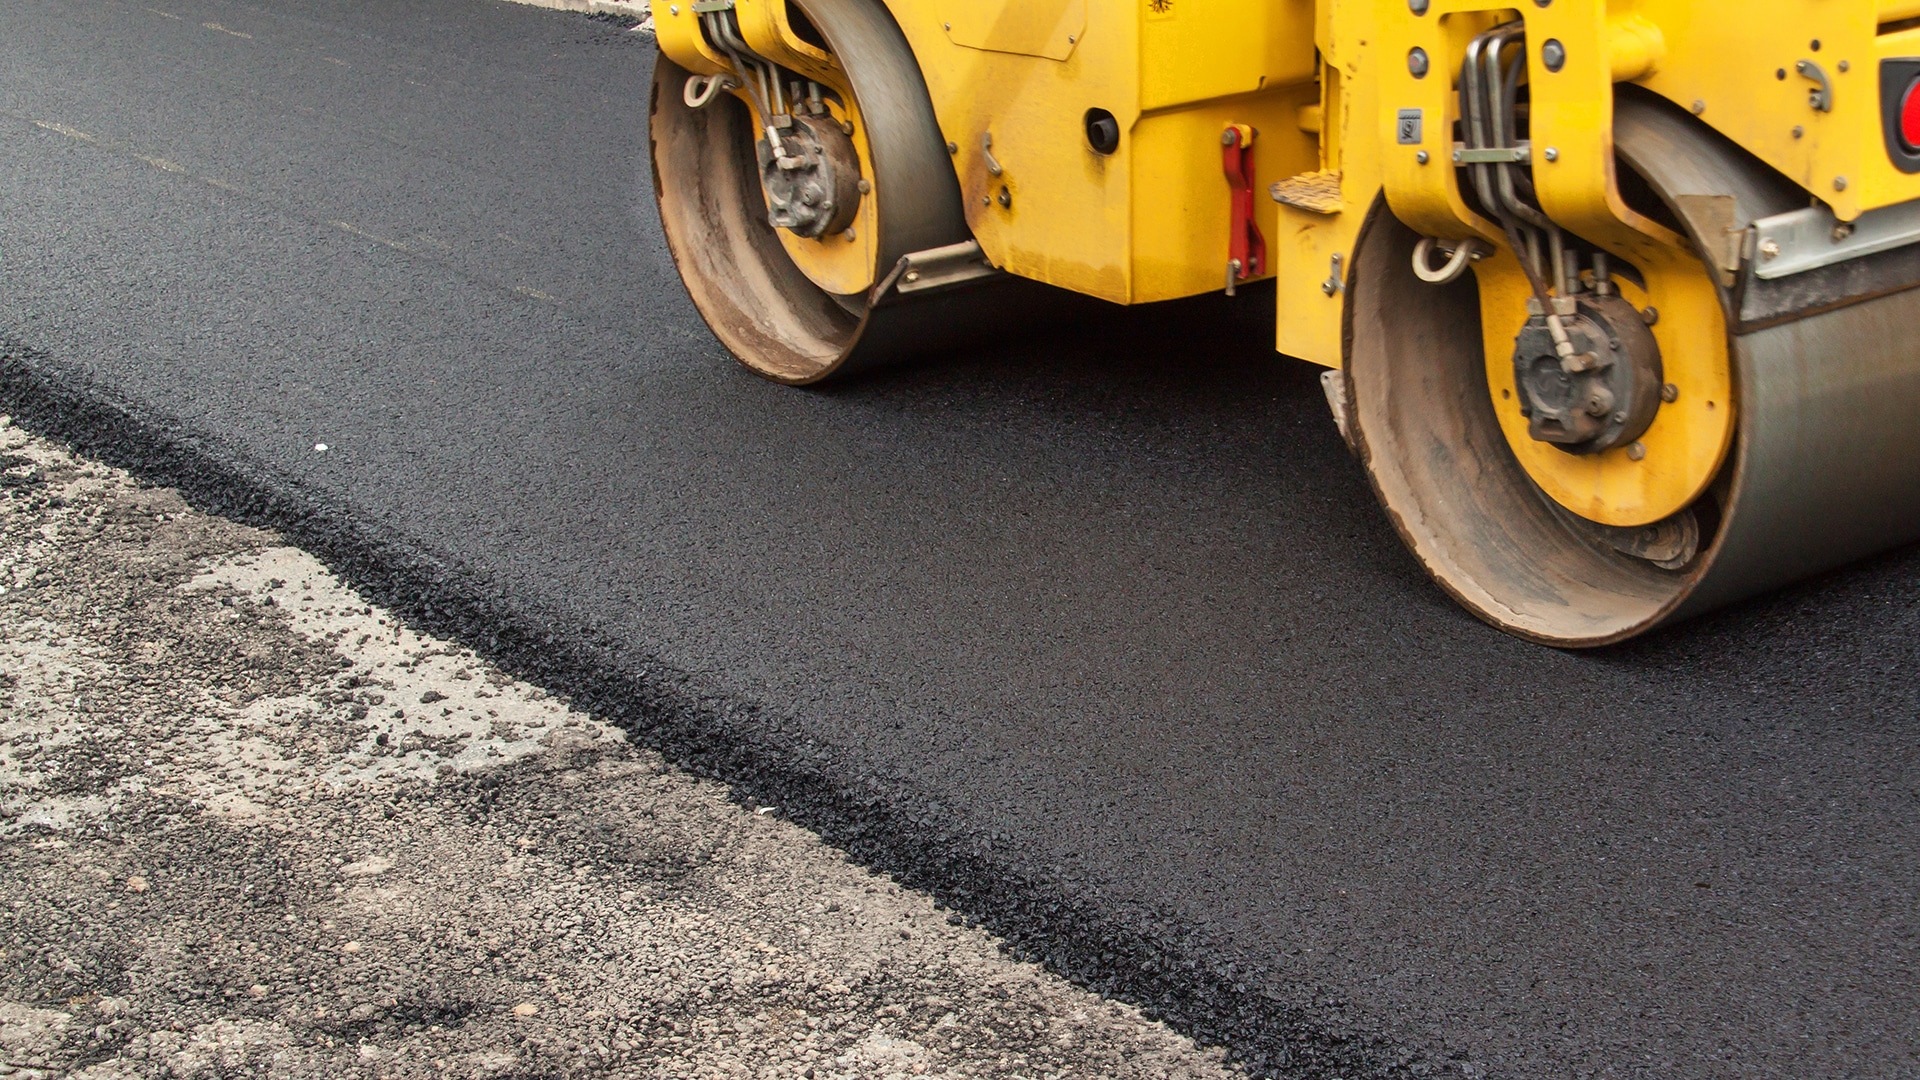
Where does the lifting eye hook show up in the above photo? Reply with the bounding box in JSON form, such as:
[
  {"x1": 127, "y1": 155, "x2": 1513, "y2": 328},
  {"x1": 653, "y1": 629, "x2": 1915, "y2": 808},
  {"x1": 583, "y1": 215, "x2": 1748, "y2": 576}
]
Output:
[
  {"x1": 1412, "y1": 236, "x2": 1490, "y2": 285},
  {"x1": 683, "y1": 72, "x2": 739, "y2": 109}
]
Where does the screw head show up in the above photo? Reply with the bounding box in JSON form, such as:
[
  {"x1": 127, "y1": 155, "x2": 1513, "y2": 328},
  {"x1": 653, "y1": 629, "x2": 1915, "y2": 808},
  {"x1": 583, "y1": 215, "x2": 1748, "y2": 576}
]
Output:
[
  {"x1": 1408, "y1": 47, "x2": 1430, "y2": 78},
  {"x1": 1409, "y1": 0, "x2": 1429, "y2": 12},
  {"x1": 1792, "y1": 125, "x2": 1805, "y2": 139},
  {"x1": 856, "y1": 179, "x2": 871, "y2": 194},
  {"x1": 1839, "y1": 60, "x2": 1851, "y2": 73},
  {"x1": 1832, "y1": 222, "x2": 1855, "y2": 242},
  {"x1": 1415, "y1": 150, "x2": 1430, "y2": 164},
  {"x1": 1691, "y1": 99, "x2": 1707, "y2": 115},
  {"x1": 1543, "y1": 146, "x2": 1559, "y2": 162},
  {"x1": 1834, "y1": 176, "x2": 1849, "y2": 192},
  {"x1": 1642, "y1": 305, "x2": 1659, "y2": 325},
  {"x1": 1759, "y1": 238, "x2": 1781, "y2": 261},
  {"x1": 1661, "y1": 382, "x2": 1679, "y2": 403},
  {"x1": 1626, "y1": 441, "x2": 1647, "y2": 461},
  {"x1": 1541, "y1": 39, "x2": 1567, "y2": 72}
]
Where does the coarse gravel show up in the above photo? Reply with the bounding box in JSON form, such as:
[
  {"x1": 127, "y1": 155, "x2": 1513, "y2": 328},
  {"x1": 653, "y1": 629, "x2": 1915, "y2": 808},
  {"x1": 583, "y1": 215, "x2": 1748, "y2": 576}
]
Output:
[{"x1": 0, "y1": 419, "x2": 1237, "y2": 1080}]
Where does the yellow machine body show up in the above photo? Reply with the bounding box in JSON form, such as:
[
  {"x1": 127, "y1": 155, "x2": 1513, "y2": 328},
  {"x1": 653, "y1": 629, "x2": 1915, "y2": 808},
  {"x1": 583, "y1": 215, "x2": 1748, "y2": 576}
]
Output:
[
  {"x1": 659, "y1": 0, "x2": 1323, "y2": 303},
  {"x1": 648, "y1": 0, "x2": 1920, "y2": 644},
  {"x1": 657, "y1": 0, "x2": 1920, "y2": 346}
]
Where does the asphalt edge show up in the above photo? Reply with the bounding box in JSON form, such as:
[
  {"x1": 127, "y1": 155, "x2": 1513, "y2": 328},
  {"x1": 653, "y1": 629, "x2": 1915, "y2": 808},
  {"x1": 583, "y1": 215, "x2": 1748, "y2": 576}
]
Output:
[
  {"x1": 497, "y1": 0, "x2": 653, "y2": 26},
  {"x1": 0, "y1": 320, "x2": 1425, "y2": 1079}
]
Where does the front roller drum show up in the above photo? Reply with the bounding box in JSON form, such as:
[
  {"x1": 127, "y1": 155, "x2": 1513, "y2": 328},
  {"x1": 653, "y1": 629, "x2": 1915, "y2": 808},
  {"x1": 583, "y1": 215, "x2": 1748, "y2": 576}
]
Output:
[
  {"x1": 1340, "y1": 97, "x2": 1920, "y2": 645},
  {"x1": 649, "y1": 0, "x2": 994, "y2": 385}
]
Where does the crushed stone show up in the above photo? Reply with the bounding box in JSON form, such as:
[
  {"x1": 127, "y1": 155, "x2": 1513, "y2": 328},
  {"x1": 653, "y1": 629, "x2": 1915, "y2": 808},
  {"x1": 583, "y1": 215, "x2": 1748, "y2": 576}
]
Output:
[{"x1": 0, "y1": 418, "x2": 1236, "y2": 1079}]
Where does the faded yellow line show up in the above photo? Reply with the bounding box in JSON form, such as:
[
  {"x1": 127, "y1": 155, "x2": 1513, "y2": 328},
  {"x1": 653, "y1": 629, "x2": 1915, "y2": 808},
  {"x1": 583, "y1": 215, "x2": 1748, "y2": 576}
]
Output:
[
  {"x1": 24, "y1": 114, "x2": 235, "y2": 192},
  {"x1": 31, "y1": 120, "x2": 95, "y2": 142},
  {"x1": 329, "y1": 220, "x2": 413, "y2": 253},
  {"x1": 202, "y1": 21, "x2": 253, "y2": 39},
  {"x1": 14, "y1": 111, "x2": 561, "y2": 307}
]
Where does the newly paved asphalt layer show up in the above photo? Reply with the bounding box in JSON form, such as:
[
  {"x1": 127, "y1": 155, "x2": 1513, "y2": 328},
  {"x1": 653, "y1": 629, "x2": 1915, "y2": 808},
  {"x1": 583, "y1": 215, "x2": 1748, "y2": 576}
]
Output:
[{"x1": 2, "y1": 0, "x2": 1917, "y2": 1076}]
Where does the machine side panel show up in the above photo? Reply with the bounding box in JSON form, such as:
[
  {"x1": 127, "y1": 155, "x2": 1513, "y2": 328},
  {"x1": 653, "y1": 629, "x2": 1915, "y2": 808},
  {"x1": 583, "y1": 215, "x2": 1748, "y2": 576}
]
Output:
[
  {"x1": 889, "y1": 0, "x2": 1140, "y2": 301},
  {"x1": 889, "y1": 0, "x2": 1317, "y2": 305},
  {"x1": 1635, "y1": 1, "x2": 1920, "y2": 221}
]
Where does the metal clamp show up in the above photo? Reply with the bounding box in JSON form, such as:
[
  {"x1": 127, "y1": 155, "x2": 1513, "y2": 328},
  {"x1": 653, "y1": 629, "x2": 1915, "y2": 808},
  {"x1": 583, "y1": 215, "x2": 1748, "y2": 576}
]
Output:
[{"x1": 1451, "y1": 141, "x2": 1531, "y2": 165}]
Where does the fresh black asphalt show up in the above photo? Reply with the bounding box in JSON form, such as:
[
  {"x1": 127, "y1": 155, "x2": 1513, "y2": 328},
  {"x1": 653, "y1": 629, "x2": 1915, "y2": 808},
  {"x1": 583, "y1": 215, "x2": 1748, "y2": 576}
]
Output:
[{"x1": 2, "y1": 0, "x2": 1917, "y2": 1075}]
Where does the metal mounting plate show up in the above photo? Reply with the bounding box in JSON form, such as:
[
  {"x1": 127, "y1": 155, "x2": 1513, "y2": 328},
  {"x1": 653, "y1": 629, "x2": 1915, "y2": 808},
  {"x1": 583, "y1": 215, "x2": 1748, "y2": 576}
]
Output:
[
  {"x1": 871, "y1": 240, "x2": 1000, "y2": 301},
  {"x1": 1450, "y1": 141, "x2": 1530, "y2": 165},
  {"x1": 1752, "y1": 198, "x2": 1920, "y2": 280}
]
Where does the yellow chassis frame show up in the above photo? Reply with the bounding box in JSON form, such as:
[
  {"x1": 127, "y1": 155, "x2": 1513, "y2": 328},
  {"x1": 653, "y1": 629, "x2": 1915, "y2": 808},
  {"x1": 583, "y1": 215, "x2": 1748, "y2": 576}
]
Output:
[{"x1": 655, "y1": 0, "x2": 1920, "y2": 524}]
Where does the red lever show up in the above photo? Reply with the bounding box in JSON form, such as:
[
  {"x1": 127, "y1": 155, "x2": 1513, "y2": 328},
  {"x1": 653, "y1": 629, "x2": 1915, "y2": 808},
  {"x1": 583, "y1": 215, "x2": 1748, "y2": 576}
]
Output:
[{"x1": 1221, "y1": 124, "x2": 1266, "y2": 293}]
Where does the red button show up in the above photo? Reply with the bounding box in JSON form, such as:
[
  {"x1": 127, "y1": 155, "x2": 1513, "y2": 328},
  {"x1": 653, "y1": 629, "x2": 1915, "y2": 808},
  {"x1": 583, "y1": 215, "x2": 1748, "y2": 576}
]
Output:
[{"x1": 1902, "y1": 77, "x2": 1920, "y2": 151}]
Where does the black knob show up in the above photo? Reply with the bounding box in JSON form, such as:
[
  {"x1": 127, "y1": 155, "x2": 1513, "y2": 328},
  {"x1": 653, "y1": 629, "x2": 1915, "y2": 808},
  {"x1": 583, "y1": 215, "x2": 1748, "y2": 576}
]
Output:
[{"x1": 1084, "y1": 108, "x2": 1120, "y2": 155}]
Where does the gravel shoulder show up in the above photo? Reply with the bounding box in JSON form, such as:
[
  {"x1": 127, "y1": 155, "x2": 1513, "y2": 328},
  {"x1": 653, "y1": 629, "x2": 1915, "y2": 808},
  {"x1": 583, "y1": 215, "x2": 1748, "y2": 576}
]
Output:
[{"x1": 0, "y1": 418, "x2": 1234, "y2": 1080}]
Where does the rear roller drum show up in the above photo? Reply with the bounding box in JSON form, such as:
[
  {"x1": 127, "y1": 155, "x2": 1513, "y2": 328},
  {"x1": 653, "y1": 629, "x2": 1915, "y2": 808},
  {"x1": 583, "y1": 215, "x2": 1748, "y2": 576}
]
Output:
[
  {"x1": 649, "y1": 0, "x2": 991, "y2": 384},
  {"x1": 1342, "y1": 92, "x2": 1920, "y2": 645}
]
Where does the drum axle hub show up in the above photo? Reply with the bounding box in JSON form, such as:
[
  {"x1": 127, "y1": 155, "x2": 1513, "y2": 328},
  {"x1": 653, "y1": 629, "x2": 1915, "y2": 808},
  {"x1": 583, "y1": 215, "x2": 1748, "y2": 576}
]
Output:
[{"x1": 1512, "y1": 292, "x2": 1663, "y2": 455}]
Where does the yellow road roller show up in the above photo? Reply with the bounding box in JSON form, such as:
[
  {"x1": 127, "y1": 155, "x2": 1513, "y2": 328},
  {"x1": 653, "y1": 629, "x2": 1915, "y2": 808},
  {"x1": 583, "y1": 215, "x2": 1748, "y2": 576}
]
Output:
[{"x1": 647, "y1": 0, "x2": 1920, "y2": 645}]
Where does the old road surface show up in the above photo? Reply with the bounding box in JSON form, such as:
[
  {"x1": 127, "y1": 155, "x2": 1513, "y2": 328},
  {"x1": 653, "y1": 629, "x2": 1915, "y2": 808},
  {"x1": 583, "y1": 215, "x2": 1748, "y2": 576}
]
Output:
[{"x1": 1, "y1": 0, "x2": 1917, "y2": 1076}]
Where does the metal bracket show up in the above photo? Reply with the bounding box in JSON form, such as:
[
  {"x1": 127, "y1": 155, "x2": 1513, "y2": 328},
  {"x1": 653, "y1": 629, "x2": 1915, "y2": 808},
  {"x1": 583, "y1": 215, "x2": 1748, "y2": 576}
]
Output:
[
  {"x1": 1451, "y1": 141, "x2": 1530, "y2": 165},
  {"x1": 1320, "y1": 369, "x2": 1355, "y2": 456},
  {"x1": 1751, "y1": 198, "x2": 1920, "y2": 279},
  {"x1": 1670, "y1": 194, "x2": 1744, "y2": 287},
  {"x1": 981, "y1": 133, "x2": 1004, "y2": 178},
  {"x1": 1222, "y1": 124, "x2": 1266, "y2": 293},
  {"x1": 1320, "y1": 252, "x2": 1345, "y2": 296},
  {"x1": 870, "y1": 240, "x2": 1001, "y2": 302},
  {"x1": 1795, "y1": 59, "x2": 1833, "y2": 113},
  {"x1": 690, "y1": 0, "x2": 735, "y2": 11}
]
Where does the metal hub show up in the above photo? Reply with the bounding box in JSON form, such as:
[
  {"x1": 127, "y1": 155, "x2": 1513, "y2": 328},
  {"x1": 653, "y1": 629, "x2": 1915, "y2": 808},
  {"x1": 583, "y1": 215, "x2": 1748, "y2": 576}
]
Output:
[
  {"x1": 759, "y1": 114, "x2": 863, "y2": 240},
  {"x1": 1511, "y1": 292, "x2": 1663, "y2": 454}
]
